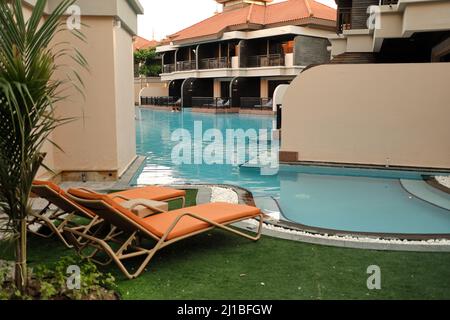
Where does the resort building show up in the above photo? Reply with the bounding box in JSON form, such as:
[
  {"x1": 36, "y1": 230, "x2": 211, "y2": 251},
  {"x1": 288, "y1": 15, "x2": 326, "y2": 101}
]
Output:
[
  {"x1": 21, "y1": 0, "x2": 144, "y2": 182},
  {"x1": 281, "y1": 0, "x2": 450, "y2": 168},
  {"x1": 152, "y1": 0, "x2": 336, "y2": 112}
]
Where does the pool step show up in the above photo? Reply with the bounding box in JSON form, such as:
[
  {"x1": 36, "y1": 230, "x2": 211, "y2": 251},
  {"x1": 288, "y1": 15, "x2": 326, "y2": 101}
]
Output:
[{"x1": 400, "y1": 179, "x2": 450, "y2": 211}]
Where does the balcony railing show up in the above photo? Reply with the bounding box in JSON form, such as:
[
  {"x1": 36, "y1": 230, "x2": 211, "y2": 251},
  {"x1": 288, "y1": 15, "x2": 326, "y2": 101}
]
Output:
[
  {"x1": 163, "y1": 64, "x2": 175, "y2": 73},
  {"x1": 200, "y1": 57, "x2": 231, "y2": 69},
  {"x1": 176, "y1": 60, "x2": 196, "y2": 71},
  {"x1": 247, "y1": 54, "x2": 285, "y2": 68},
  {"x1": 141, "y1": 96, "x2": 181, "y2": 107},
  {"x1": 380, "y1": 0, "x2": 398, "y2": 5},
  {"x1": 192, "y1": 97, "x2": 231, "y2": 108},
  {"x1": 240, "y1": 97, "x2": 273, "y2": 110}
]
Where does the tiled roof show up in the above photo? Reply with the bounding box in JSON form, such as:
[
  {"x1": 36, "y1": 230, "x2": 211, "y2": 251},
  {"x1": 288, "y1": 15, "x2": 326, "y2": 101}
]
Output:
[
  {"x1": 134, "y1": 36, "x2": 159, "y2": 51},
  {"x1": 166, "y1": 0, "x2": 336, "y2": 43}
]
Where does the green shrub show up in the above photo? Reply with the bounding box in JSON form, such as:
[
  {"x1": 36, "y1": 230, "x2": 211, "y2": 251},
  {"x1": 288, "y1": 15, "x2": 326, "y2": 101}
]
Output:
[{"x1": 0, "y1": 256, "x2": 117, "y2": 300}]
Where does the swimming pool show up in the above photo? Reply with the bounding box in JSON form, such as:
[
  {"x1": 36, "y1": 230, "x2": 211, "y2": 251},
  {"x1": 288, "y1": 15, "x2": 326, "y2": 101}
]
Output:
[{"x1": 133, "y1": 108, "x2": 450, "y2": 237}]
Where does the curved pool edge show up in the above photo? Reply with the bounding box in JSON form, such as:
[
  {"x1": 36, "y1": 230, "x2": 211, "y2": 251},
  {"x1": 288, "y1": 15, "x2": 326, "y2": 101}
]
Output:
[{"x1": 225, "y1": 184, "x2": 450, "y2": 252}]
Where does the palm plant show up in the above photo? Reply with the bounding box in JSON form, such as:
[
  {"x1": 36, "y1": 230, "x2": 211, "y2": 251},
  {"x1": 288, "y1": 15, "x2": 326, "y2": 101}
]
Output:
[{"x1": 0, "y1": 0, "x2": 86, "y2": 292}]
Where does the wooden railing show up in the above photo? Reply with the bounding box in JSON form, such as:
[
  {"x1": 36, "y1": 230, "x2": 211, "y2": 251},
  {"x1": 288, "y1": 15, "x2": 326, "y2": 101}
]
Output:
[
  {"x1": 247, "y1": 54, "x2": 285, "y2": 68},
  {"x1": 199, "y1": 57, "x2": 230, "y2": 69},
  {"x1": 163, "y1": 64, "x2": 175, "y2": 73},
  {"x1": 176, "y1": 60, "x2": 196, "y2": 71}
]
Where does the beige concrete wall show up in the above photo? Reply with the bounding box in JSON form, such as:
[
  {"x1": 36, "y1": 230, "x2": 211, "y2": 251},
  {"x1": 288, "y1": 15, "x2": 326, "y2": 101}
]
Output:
[
  {"x1": 329, "y1": 37, "x2": 347, "y2": 58},
  {"x1": 403, "y1": 1, "x2": 450, "y2": 36},
  {"x1": 114, "y1": 23, "x2": 137, "y2": 176},
  {"x1": 26, "y1": 1, "x2": 141, "y2": 181},
  {"x1": 281, "y1": 63, "x2": 450, "y2": 169},
  {"x1": 345, "y1": 34, "x2": 374, "y2": 52},
  {"x1": 51, "y1": 17, "x2": 120, "y2": 174}
]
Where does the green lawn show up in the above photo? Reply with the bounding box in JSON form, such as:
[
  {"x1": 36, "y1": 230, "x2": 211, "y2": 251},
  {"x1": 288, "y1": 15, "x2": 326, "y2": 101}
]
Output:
[{"x1": 1, "y1": 188, "x2": 450, "y2": 300}]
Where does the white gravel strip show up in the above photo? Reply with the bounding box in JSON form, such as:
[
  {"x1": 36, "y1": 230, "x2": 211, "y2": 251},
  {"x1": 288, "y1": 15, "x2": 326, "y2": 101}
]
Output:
[
  {"x1": 436, "y1": 176, "x2": 450, "y2": 189},
  {"x1": 241, "y1": 219, "x2": 450, "y2": 247},
  {"x1": 210, "y1": 187, "x2": 239, "y2": 204}
]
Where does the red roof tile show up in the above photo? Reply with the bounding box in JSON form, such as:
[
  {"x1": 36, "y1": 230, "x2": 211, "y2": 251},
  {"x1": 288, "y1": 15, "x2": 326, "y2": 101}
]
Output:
[
  {"x1": 134, "y1": 36, "x2": 159, "y2": 51},
  {"x1": 167, "y1": 0, "x2": 336, "y2": 43}
]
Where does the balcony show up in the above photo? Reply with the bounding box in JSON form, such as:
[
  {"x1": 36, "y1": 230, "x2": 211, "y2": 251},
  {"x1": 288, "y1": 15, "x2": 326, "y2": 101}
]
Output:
[
  {"x1": 176, "y1": 60, "x2": 196, "y2": 71},
  {"x1": 192, "y1": 97, "x2": 231, "y2": 108},
  {"x1": 247, "y1": 54, "x2": 285, "y2": 68},
  {"x1": 200, "y1": 57, "x2": 231, "y2": 70},
  {"x1": 163, "y1": 64, "x2": 175, "y2": 73}
]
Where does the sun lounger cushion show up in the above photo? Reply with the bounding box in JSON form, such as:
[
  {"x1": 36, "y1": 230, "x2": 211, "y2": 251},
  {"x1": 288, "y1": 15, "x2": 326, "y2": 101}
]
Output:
[
  {"x1": 108, "y1": 186, "x2": 186, "y2": 203},
  {"x1": 33, "y1": 180, "x2": 64, "y2": 195},
  {"x1": 142, "y1": 202, "x2": 261, "y2": 240},
  {"x1": 32, "y1": 181, "x2": 95, "y2": 217},
  {"x1": 68, "y1": 188, "x2": 150, "y2": 226},
  {"x1": 68, "y1": 189, "x2": 259, "y2": 241}
]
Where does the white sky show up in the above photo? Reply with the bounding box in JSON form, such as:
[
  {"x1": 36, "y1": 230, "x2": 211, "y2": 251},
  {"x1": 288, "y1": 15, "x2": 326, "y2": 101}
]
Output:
[{"x1": 137, "y1": 0, "x2": 337, "y2": 41}]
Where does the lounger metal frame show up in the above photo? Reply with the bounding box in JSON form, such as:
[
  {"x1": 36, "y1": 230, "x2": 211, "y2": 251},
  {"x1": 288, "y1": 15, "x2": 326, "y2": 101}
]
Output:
[
  {"x1": 29, "y1": 185, "x2": 100, "y2": 248},
  {"x1": 63, "y1": 197, "x2": 263, "y2": 279},
  {"x1": 30, "y1": 185, "x2": 186, "y2": 248}
]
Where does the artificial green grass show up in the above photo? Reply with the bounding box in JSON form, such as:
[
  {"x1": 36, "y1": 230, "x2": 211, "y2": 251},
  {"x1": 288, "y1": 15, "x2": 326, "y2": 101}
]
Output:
[{"x1": 1, "y1": 188, "x2": 450, "y2": 300}]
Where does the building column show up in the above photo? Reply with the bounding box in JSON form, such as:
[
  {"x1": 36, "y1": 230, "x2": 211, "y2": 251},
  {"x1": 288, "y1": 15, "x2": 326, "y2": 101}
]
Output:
[
  {"x1": 260, "y1": 79, "x2": 269, "y2": 98},
  {"x1": 214, "y1": 79, "x2": 221, "y2": 98}
]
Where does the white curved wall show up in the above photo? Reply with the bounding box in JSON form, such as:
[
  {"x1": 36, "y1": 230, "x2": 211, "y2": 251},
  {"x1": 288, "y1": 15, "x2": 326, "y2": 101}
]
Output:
[
  {"x1": 281, "y1": 63, "x2": 450, "y2": 169},
  {"x1": 273, "y1": 84, "x2": 289, "y2": 111}
]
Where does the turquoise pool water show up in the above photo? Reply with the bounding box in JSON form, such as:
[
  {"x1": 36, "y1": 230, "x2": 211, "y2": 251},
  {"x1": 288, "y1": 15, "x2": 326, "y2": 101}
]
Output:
[{"x1": 133, "y1": 108, "x2": 450, "y2": 235}]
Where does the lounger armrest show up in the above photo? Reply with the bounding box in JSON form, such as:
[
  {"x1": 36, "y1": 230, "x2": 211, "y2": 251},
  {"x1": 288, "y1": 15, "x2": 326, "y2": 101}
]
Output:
[
  {"x1": 129, "y1": 201, "x2": 166, "y2": 214},
  {"x1": 120, "y1": 199, "x2": 168, "y2": 217},
  {"x1": 110, "y1": 194, "x2": 131, "y2": 201},
  {"x1": 77, "y1": 187, "x2": 98, "y2": 194}
]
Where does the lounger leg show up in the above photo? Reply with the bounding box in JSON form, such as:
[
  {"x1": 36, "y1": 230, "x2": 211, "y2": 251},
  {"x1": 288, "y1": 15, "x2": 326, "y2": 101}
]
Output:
[
  {"x1": 64, "y1": 228, "x2": 160, "y2": 280},
  {"x1": 28, "y1": 211, "x2": 75, "y2": 248}
]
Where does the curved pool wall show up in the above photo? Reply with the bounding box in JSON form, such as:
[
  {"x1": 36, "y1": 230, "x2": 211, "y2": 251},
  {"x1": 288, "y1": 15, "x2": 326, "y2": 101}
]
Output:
[{"x1": 133, "y1": 108, "x2": 450, "y2": 238}]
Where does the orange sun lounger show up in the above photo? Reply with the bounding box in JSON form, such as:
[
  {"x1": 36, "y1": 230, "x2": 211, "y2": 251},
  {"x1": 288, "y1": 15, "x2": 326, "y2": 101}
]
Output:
[
  {"x1": 30, "y1": 181, "x2": 99, "y2": 248},
  {"x1": 31, "y1": 181, "x2": 187, "y2": 247},
  {"x1": 63, "y1": 188, "x2": 264, "y2": 279}
]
